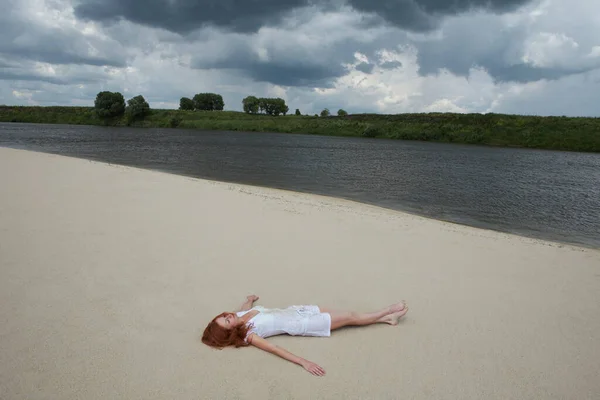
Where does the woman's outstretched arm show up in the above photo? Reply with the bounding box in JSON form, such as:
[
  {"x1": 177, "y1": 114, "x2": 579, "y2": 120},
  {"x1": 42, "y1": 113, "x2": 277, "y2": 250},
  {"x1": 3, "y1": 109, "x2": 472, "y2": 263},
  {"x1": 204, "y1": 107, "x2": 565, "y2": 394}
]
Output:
[
  {"x1": 248, "y1": 334, "x2": 326, "y2": 376},
  {"x1": 238, "y1": 295, "x2": 259, "y2": 311}
]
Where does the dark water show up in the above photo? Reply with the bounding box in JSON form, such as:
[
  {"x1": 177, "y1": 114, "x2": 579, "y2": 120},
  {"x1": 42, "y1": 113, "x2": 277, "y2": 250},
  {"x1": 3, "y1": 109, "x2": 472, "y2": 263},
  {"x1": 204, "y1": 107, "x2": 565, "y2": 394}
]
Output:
[{"x1": 2, "y1": 122, "x2": 600, "y2": 248}]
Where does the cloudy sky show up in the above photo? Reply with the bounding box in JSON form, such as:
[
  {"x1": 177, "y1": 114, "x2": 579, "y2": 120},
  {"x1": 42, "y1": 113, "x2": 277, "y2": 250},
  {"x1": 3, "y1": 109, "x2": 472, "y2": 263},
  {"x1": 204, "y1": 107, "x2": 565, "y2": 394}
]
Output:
[{"x1": 2, "y1": 0, "x2": 599, "y2": 116}]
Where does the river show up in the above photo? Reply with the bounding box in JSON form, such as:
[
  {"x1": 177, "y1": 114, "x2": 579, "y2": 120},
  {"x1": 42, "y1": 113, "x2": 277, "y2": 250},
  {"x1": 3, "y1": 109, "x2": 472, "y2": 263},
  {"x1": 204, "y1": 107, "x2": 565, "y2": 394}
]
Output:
[{"x1": 2, "y1": 122, "x2": 599, "y2": 248}]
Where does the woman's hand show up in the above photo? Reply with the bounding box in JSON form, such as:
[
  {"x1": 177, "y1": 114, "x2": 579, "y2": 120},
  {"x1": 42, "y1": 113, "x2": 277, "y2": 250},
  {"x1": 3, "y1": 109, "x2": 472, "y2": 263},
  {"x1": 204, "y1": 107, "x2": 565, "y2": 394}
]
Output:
[
  {"x1": 239, "y1": 295, "x2": 259, "y2": 311},
  {"x1": 301, "y1": 360, "x2": 326, "y2": 376},
  {"x1": 249, "y1": 335, "x2": 325, "y2": 377}
]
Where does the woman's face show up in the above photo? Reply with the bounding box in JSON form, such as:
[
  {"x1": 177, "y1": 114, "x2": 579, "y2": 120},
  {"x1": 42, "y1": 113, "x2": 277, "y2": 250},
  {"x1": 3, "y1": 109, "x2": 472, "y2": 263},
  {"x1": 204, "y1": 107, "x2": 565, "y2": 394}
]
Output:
[{"x1": 215, "y1": 312, "x2": 238, "y2": 329}]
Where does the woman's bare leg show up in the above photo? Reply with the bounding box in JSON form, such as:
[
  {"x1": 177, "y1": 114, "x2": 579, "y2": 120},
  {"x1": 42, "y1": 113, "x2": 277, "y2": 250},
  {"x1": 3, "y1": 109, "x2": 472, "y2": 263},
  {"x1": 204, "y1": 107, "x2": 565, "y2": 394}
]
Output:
[{"x1": 321, "y1": 302, "x2": 408, "y2": 331}]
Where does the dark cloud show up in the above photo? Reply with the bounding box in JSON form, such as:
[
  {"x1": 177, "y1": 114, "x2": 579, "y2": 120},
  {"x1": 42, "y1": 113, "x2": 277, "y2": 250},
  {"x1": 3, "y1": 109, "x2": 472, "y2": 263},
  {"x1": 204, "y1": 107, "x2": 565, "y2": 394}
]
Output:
[
  {"x1": 380, "y1": 61, "x2": 402, "y2": 70},
  {"x1": 347, "y1": 0, "x2": 531, "y2": 32},
  {"x1": 195, "y1": 56, "x2": 349, "y2": 87},
  {"x1": 191, "y1": 34, "x2": 363, "y2": 87},
  {"x1": 487, "y1": 64, "x2": 590, "y2": 83},
  {"x1": 355, "y1": 62, "x2": 374, "y2": 74},
  {"x1": 245, "y1": 63, "x2": 348, "y2": 87},
  {"x1": 74, "y1": 0, "x2": 533, "y2": 34},
  {"x1": 74, "y1": 0, "x2": 311, "y2": 34}
]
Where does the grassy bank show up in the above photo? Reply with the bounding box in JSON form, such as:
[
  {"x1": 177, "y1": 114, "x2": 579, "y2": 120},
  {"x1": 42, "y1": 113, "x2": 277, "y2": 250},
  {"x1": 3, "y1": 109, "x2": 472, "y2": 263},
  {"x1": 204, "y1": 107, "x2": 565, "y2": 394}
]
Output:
[{"x1": 1, "y1": 105, "x2": 599, "y2": 152}]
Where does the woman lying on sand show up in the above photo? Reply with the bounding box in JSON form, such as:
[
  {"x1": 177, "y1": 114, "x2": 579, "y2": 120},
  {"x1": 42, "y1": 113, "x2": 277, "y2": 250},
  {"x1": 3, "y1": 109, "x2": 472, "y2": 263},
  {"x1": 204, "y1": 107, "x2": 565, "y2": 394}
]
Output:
[{"x1": 202, "y1": 295, "x2": 408, "y2": 376}]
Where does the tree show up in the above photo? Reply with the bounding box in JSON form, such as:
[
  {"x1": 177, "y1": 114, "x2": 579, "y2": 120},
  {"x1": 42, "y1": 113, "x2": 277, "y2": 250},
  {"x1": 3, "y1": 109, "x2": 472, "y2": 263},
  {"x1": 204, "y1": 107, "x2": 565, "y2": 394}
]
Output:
[
  {"x1": 320, "y1": 108, "x2": 330, "y2": 117},
  {"x1": 242, "y1": 96, "x2": 260, "y2": 114},
  {"x1": 274, "y1": 98, "x2": 289, "y2": 116},
  {"x1": 256, "y1": 97, "x2": 289, "y2": 116},
  {"x1": 125, "y1": 95, "x2": 150, "y2": 123},
  {"x1": 295, "y1": 109, "x2": 301, "y2": 116},
  {"x1": 337, "y1": 109, "x2": 348, "y2": 116},
  {"x1": 211, "y1": 93, "x2": 225, "y2": 111},
  {"x1": 258, "y1": 98, "x2": 267, "y2": 114},
  {"x1": 193, "y1": 93, "x2": 225, "y2": 111},
  {"x1": 94, "y1": 91, "x2": 125, "y2": 119},
  {"x1": 179, "y1": 97, "x2": 194, "y2": 111}
]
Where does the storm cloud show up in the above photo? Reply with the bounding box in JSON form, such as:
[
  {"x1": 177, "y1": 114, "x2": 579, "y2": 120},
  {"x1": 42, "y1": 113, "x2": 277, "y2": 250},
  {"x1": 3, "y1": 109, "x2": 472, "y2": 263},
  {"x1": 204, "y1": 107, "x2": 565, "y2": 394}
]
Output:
[
  {"x1": 74, "y1": 0, "x2": 545, "y2": 87},
  {"x1": 74, "y1": 0, "x2": 313, "y2": 34},
  {"x1": 347, "y1": 0, "x2": 530, "y2": 32},
  {"x1": 355, "y1": 62, "x2": 374, "y2": 74},
  {"x1": 74, "y1": 0, "x2": 534, "y2": 34},
  {"x1": 2, "y1": 0, "x2": 600, "y2": 116}
]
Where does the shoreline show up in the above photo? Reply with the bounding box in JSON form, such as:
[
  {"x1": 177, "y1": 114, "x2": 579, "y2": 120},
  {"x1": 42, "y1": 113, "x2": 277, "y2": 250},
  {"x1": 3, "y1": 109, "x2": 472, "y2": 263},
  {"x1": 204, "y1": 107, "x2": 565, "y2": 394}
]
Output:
[
  {"x1": 6, "y1": 120, "x2": 598, "y2": 155},
  {"x1": 2, "y1": 142, "x2": 598, "y2": 250},
  {"x1": 1, "y1": 147, "x2": 599, "y2": 399},
  {"x1": 2, "y1": 105, "x2": 600, "y2": 152}
]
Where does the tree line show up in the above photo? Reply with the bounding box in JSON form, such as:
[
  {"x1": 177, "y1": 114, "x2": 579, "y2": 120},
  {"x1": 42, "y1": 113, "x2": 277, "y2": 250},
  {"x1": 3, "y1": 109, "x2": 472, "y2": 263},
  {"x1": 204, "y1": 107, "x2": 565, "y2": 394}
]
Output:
[
  {"x1": 93, "y1": 90, "x2": 349, "y2": 123},
  {"x1": 180, "y1": 92, "x2": 348, "y2": 117}
]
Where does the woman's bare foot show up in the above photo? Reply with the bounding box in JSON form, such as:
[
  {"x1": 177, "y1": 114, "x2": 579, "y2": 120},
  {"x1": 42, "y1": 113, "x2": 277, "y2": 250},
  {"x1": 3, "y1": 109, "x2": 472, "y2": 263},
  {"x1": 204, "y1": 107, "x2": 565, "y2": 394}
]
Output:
[
  {"x1": 388, "y1": 301, "x2": 407, "y2": 314},
  {"x1": 378, "y1": 307, "x2": 409, "y2": 325}
]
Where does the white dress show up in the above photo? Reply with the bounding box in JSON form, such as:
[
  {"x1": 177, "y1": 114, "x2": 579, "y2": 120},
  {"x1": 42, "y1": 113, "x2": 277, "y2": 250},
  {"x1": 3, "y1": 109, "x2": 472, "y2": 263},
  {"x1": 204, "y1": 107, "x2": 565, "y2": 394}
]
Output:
[{"x1": 236, "y1": 305, "x2": 331, "y2": 340}]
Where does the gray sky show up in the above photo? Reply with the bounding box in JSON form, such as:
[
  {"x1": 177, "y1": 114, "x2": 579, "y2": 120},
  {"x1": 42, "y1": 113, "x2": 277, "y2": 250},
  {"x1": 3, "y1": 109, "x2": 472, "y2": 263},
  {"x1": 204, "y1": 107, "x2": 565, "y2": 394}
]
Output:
[{"x1": 2, "y1": 0, "x2": 599, "y2": 116}]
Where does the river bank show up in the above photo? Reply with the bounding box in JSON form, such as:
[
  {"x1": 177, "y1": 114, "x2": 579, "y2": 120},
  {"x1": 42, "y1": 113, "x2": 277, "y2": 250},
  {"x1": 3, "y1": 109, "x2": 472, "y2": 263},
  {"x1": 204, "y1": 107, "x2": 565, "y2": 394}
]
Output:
[{"x1": 2, "y1": 105, "x2": 599, "y2": 152}]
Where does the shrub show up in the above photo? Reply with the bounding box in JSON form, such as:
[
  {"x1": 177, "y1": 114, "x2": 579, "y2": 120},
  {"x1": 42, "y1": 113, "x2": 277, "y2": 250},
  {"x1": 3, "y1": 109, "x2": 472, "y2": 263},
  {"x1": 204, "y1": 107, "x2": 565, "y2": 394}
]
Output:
[
  {"x1": 362, "y1": 125, "x2": 380, "y2": 138},
  {"x1": 169, "y1": 116, "x2": 182, "y2": 128}
]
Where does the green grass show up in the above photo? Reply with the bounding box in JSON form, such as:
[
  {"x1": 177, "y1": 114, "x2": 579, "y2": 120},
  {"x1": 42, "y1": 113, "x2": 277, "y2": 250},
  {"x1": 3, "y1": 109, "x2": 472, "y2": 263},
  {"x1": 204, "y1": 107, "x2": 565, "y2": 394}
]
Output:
[{"x1": 1, "y1": 105, "x2": 599, "y2": 152}]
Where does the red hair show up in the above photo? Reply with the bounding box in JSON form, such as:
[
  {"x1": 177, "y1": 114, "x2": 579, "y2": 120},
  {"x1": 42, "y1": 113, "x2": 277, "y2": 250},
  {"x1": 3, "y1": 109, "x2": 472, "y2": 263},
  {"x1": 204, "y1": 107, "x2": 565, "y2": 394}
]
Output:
[{"x1": 201, "y1": 312, "x2": 252, "y2": 349}]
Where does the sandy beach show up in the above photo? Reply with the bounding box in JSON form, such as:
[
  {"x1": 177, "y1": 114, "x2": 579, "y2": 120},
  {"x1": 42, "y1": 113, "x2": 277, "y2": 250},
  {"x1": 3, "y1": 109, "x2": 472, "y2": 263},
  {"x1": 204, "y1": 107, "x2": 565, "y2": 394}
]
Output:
[{"x1": 1, "y1": 146, "x2": 599, "y2": 399}]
